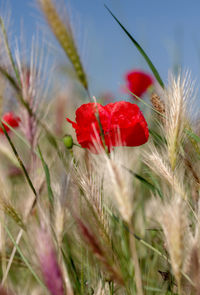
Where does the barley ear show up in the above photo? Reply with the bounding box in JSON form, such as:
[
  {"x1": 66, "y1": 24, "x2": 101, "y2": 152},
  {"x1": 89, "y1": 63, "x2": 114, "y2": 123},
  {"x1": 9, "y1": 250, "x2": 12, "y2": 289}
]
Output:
[{"x1": 39, "y1": 0, "x2": 88, "y2": 91}]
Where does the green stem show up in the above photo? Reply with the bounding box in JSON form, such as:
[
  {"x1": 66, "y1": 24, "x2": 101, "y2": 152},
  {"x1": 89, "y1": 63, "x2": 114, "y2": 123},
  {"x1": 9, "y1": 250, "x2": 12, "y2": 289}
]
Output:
[
  {"x1": 108, "y1": 281, "x2": 114, "y2": 295},
  {"x1": 0, "y1": 122, "x2": 37, "y2": 200}
]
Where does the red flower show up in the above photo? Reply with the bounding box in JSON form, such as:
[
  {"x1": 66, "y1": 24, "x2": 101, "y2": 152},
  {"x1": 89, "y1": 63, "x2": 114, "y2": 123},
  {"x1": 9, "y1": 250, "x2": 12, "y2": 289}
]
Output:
[
  {"x1": 0, "y1": 112, "x2": 21, "y2": 134},
  {"x1": 67, "y1": 101, "x2": 149, "y2": 153},
  {"x1": 125, "y1": 70, "x2": 153, "y2": 98}
]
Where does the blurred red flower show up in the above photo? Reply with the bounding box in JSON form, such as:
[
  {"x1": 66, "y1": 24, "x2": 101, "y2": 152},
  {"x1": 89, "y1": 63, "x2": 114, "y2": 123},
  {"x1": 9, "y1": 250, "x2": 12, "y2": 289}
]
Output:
[
  {"x1": 67, "y1": 101, "x2": 149, "y2": 153},
  {"x1": 0, "y1": 112, "x2": 21, "y2": 134},
  {"x1": 125, "y1": 70, "x2": 153, "y2": 98}
]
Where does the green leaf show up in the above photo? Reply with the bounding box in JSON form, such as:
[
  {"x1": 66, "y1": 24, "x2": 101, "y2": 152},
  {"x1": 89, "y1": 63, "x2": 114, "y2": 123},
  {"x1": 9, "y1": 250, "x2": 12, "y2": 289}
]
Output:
[
  {"x1": 149, "y1": 129, "x2": 167, "y2": 145},
  {"x1": 134, "y1": 172, "x2": 163, "y2": 198},
  {"x1": 105, "y1": 5, "x2": 164, "y2": 88},
  {"x1": 62, "y1": 235, "x2": 82, "y2": 293},
  {"x1": 185, "y1": 128, "x2": 200, "y2": 143},
  {"x1": 185, "y1": 128, "x2": 200, "y2": 158},
  {"x1": 38, "y1": 145, "x2": 54, "y2": 205},
  {"x1": 122, "y1": 165, "x2": 163, "y2": 198}
]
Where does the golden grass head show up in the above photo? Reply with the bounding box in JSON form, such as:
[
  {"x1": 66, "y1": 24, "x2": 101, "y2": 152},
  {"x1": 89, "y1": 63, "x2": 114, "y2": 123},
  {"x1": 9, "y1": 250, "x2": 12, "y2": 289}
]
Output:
[
  {"x1": 163, "y1": 72, "x2": 196, "y2": 171},
  {"x1": 38, "y1": 0, "x2": 88, "y2": 91}
]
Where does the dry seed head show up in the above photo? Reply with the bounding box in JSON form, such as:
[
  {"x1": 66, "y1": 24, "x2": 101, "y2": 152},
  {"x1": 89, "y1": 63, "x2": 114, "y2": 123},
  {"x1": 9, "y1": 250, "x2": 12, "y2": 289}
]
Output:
[
  {"x1": 1, "y1": 200, "x2": 25, "y2": 230},
  {"x1": 39, "y1": 0, "x2": 88, "y2": 90},
  {"x1": 106, "y1": 158, "x2": 133, "y2": 223},
  {"x1": 15, "y1": 32, "x2": 54, "y2": 150},
  {"x1": 71, "y1": 154, "x2": 111, "y2": 242},
  {"x1": 90, "y1": 144, "x2": 137, "y2": 223},
  {"x1": 143, "y1": 144, "x2": 186, "y2": 199},
  {"x1": 164, "y1": 72, "x2": 195, "y2": 171},
  {"x1": 73, "y1": 156, "x2": 102, "y2": 212},
  {"x1": 151, "y1": 92, "x2": 165, "y2": 117},
  {"x1": 0, "y1": 175, "x2": 25, "y2": 229},
  {"x1": 158, "y1": 196, "x2": 189, "y2": 287}
]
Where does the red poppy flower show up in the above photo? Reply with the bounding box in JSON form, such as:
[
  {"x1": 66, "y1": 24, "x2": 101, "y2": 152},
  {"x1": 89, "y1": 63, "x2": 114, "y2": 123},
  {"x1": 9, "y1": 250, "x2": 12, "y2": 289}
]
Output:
[
  {"x1": 0, "y1": 112, "x2": 21, "y2": 134},
  {"x1": 67, "y1": 101, "x2": 149, "y2": 153},
  {"x1": 125, "y1": 70, "x2": 153, "y2": 98}
]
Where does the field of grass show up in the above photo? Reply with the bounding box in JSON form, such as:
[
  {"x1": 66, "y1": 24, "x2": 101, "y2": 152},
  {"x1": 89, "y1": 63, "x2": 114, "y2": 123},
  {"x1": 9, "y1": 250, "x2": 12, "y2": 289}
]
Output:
[{"x1": 0, "y1": 1, "x2": 199, "y2": 294}]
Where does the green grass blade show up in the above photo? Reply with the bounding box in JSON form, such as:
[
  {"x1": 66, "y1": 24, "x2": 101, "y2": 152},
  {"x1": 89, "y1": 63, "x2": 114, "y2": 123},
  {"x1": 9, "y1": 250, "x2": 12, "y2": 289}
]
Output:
[
  {"x1": 38, "y1": 145, "x2": 54, "y2": 205},
  {"x1": 184, "y1": 128, "x2": 200, "y2": 157},
  {"x1": 105, "y1": 206, "x2": 168, "y2": 261},
  {"x1": 123, "y1": 166, "x2": 163, "y2": 198},
  {"x1": 149, "y1": 129, "x2": 167, "y2": 145},
  {"x1": 105, "y1": 5, "x2": 164, "y2": 88},
  {"x1": 185, "y1": 128, "x2": 200, "y2": 143},
  {"x1": 134, "y1": 173, "x2": 162, "y2": 198},
  {"x1": 0, "y1": 66, "x2": 20, "y2": 94},
  {"x1": 62, "y1": 236, "x2": 82, "y2": 293}
]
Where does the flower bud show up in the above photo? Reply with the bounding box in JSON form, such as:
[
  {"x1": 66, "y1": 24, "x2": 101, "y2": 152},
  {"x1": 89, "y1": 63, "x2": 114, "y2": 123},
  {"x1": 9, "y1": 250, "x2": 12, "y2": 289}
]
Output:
[{"x1": 63, "y1": 134, "x2": 73, "y2": 149}]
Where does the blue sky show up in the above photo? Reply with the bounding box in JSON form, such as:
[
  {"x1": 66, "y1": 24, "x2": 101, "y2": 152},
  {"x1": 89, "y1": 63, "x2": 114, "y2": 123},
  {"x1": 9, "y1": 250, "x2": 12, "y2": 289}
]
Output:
[{"x1": 5, "y1": 0, "x2": 200, "y2": 97}]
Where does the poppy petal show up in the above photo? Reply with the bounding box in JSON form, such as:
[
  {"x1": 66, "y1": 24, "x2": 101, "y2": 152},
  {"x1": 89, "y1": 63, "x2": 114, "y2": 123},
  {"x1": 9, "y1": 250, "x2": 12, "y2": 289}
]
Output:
[
  {"x1": 125, "y1": 70, "x2": 153, "y2": 97},
  {"x1": 66, "y1": 101, "x2": 149, "y2": 153}
]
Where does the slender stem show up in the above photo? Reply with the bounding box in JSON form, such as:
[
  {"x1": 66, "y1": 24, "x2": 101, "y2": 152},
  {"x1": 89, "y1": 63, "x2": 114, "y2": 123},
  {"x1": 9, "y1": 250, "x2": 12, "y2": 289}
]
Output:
[
  {"x1": 178, "y1": 281, "x2": 182, "y2": 295},
  {"x1": 1, "y1": 229, "x2": 23, "y2": 285},
  {"x1": 0, "y1": 122, "x2": 37, "y2": 199},
  {"x1": 127, "y1": 88, "x2": 166, "y2": 118},
  {"x1": 0, "y1": 212, "x2": 6, "y2": 279},
  {"x1": 108, "y1": 281, "x2": 114, "y2": 295},
  {"x1": 128, "y1": 222, "x2": 144, "y2": 295}
]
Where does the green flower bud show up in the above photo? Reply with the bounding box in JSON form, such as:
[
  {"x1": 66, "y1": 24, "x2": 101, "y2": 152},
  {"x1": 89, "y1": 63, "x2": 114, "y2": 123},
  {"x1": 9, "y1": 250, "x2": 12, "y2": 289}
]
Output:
[{"x1": 63, "y1": 134, "x2": 73, "y2": 149}]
